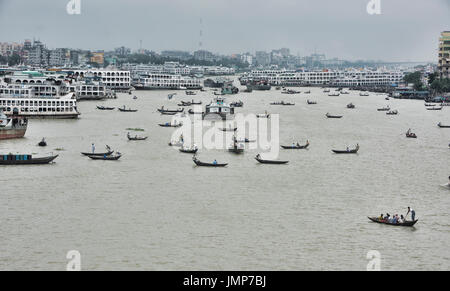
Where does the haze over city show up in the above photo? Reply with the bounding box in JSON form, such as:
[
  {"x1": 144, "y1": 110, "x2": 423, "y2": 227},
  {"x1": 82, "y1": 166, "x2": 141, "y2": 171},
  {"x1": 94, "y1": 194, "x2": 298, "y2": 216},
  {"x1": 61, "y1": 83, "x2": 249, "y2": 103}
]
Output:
[{"x1": 0, "y1": 0, "x2": 449, "y2": 62}]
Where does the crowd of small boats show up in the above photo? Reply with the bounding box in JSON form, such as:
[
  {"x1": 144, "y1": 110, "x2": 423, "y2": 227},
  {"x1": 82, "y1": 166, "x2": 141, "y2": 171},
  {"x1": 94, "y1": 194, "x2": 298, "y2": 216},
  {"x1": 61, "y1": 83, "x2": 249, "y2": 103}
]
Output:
[{"x1": 2, "y1": 86, "x2": 448, "y2": 205}]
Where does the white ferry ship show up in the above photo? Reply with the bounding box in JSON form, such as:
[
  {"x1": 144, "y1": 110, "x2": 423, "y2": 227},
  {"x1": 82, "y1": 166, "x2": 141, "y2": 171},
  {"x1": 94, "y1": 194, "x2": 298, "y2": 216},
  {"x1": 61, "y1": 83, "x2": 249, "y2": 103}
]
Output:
[
  {"x1": 132, "y1": 73, "x2": 202, "y2": 90},
  {"x1": 0, "y1": 84, "x2": 80, "y2": 119},
  {"x1": 65, "y1": 79, "x2": 115, "y2": 100},
  {"x1": 71, "y1": 70, "x2": 131, "y2": 90},
  {"x1": 6, "y1": 71, "x2": 112, "y2": 101},
  {"x1": 240, "y1": 69, "x2": 404, "y2": 87}
]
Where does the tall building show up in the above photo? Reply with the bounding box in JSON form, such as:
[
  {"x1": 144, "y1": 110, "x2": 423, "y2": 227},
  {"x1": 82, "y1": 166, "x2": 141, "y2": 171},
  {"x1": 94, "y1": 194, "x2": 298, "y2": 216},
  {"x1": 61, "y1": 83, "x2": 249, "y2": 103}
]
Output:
[
  {"x1": 90, "y1": 52, "x2": 104, "y2": 65},
  {"x1": 49, "y1": 48, "x2": 66, "y2": 67},
  {"x1": 255, "y1": 51, "x2": 271, "y2": 67},
  {"x1": 193, "y1": 50, "x2": 214, "y2": 62},
  {"x1": 28, "y1": 41, "x2": 49, "y2": 67},
  {"x1": 114, "y1": 46, "x2": 131, "y2": 57},
  {"x1": 438, "y1": 31, "x2": 450, "y2": 79}
]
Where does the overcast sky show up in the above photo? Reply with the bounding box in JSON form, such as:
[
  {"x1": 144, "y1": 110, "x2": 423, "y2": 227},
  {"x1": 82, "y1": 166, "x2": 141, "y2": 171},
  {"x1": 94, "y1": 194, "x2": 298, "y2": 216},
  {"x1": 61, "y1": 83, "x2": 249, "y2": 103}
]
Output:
[{"x1": 0, "y1": 0, "x2": 449, "y2": 61}]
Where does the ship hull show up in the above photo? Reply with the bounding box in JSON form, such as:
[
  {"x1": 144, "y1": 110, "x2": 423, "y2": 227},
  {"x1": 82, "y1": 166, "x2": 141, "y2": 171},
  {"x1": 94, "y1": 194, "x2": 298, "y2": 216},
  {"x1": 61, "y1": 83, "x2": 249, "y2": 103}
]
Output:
[
  {"x1": 5, "y1": 113, "x2": 80, "y2": 119},
  {"x1": 134, "y1": 86, "x2": 202, "y2": 90},
  {"x1": 0, "y1": 128, "x2": 26, "y2": 139},
  {"x1": 246, "y1": 84, "x2": 271, "y2": 91}
]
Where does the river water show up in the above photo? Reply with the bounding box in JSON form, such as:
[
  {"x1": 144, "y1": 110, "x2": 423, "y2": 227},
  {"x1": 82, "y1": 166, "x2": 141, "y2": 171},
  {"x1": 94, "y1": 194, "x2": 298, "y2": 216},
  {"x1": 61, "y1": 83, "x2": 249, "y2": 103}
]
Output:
[{"x1": 0, "y1": 80, "x2": 449, "y2": 270}]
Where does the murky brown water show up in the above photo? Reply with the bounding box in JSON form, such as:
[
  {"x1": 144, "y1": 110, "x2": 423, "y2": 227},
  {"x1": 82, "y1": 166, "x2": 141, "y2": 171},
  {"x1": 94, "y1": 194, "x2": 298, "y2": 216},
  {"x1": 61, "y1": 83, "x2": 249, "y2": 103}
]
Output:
[{"x1": 1, "y1": 79, "x2": 449, "y2": 270}]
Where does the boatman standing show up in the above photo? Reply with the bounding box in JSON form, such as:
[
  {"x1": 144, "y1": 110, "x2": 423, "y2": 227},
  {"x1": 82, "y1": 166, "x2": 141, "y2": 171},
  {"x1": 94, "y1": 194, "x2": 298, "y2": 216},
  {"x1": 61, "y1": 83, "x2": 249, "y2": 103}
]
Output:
[
  {"x1": 406, "y1": 207, "x2": 416, "y2": 221},
  {"x1": 92, "y1": 143, "x2": 95, "y2": 154}
]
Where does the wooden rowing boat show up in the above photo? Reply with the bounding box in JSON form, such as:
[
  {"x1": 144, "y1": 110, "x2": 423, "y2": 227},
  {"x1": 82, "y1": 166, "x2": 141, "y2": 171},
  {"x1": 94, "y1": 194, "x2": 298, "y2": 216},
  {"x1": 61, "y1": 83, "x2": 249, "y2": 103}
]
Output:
[{"x1": 368, "y1": 217, "x2": 418, "y2": 227}]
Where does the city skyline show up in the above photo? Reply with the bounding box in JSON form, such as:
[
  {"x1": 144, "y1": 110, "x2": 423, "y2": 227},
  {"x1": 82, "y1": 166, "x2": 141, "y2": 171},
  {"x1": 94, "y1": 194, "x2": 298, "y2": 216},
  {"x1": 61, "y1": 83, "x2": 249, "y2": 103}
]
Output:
[{"x1": 0, "y1": 0, "x2": 449, "y2": 62}]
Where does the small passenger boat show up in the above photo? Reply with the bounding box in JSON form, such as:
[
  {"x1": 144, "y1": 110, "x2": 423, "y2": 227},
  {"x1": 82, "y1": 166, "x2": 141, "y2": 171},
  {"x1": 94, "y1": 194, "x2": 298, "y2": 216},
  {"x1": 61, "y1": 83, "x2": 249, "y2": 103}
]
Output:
[
  {"x1": 38, "y1": 138, "x2": 47, "y2": 147},
  {"x1": 377, "y1": 106, "x2": 390, "y2": 111},
  {"x1": 159, "y1": 122, "x2": 183, "y2": 128},
  {"x1": 332, "y1": 144, "x2": 359, "y2": 154},
  {"x1": 192, "y1": 156, "x2": 227, "y2": 167},
  {"x1": 179, "y1": 146, "x2": 198, "y2": 154},
  {"x1": 437, "y1": 122, "x2": 450, "y2": 128},
  {"x1": 127, "y1": 133, "x2": 148, "y2": 141},
  {"x1": 88, "y1": 153, "x2": 122, "y2": 160},
  {"x1": 255, "y1": 154, "x2": 288, "y2": 164},
  {"x1": 97, "y1": 106, "x2": 115, "y2": 110},
  {"x1": 230, "y1": 101, "x2": 244, "y2": 108},
  {"x1": 157, "y1": 107, "x2": 184, "y2": 114},
  {"x1": 281, "y1": 140, "x2": 309, "y2": 149},
  {"x1": 326, "y1": 113, "x2": 343, "y2": 119},
  {"x1": 0, "y1": 154, "x2": 58, "y2": 165},
  {"x1": 368, "y1": 217, "x2": 418, "y2": 227},
  {"x1": 386, "y1": 110, "x2": 398, "y2": 115},
  {"x1": 406, "y1": 129, "x2": 417, "y2": 138},
  {"x1": 118, "y1": 107, "x2": 137, "y2": 112}
]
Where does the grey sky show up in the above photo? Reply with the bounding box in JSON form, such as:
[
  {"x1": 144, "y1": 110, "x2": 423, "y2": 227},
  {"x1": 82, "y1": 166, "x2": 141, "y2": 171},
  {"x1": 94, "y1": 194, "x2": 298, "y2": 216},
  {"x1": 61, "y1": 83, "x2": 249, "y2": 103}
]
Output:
[{"x1": 0, "y1": 0, "x2": 449, "y2": 62}]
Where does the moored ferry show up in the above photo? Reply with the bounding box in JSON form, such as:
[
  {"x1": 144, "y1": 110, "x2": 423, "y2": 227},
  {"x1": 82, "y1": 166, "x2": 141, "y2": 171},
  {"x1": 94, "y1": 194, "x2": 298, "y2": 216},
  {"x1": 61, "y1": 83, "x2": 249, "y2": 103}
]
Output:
[
  {"x1": 0, "y1": 84, "x2": 80, "y2": 119},
  {"x1": 0, "y1": 109, "x2": 27, "y2": 139},
  {"x1": 132, "y1": 73, "x2": 202, "y2": 90}
]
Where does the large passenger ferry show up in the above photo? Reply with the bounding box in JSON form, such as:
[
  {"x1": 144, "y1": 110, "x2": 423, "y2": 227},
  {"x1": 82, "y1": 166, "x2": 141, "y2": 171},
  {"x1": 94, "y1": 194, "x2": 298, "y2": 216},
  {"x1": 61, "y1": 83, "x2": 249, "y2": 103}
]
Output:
[
  {"x1": 132, "y1": 73, "x2": 202, "y2": 90},
  {"x1": 0, "y1": 84, "x2": 80, "y2": 119},
  {"x1": 0, "y1": 109, "x2": 27, "y2": 139}
]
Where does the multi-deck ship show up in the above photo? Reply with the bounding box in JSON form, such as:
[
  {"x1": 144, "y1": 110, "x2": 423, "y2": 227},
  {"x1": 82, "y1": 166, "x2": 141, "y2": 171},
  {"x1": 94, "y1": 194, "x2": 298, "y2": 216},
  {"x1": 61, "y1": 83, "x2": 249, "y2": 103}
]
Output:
[
  {"x1": 132, "y1": 73, "x2": 202, "y2": 90},
  {"x1": 0, "y1": 109, "x2": 27, "y2": 139},
  {"x1": 0, "y1": 83, "x2": 80, "y2": 119},
  {"x1": 65, "y1": 78, "x2": 115, "y2": 100},
  {"x1": 239, "y1": 69, "x2": 404, "y2": 87}
]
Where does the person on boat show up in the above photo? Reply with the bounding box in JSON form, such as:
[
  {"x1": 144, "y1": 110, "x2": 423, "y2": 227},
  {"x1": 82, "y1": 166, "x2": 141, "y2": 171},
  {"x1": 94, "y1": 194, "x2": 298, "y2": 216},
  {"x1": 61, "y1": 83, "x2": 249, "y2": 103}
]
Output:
[
  {"x1": 399, "y1": 215, "x2": 405, "y2": 223},
  {"x1": 103, "y1": 154, "x2": 107, "y2": 159},
  {"x1": 389, "y1": 215, "x2": 395, "y2": 224},
  {"x1": 92, "y1": 143, "x2": 95, "y2": 154},
  {"x1": 213, "y1": 159, "x2": 217, "y2": 165},
  {"x1": 384, "y1": 214, "x2": 390, "y2": 222},
  {"x1": 127, "y1": 132, "x2": 130, "y2": 139},
  {"x1": 346, "y1": 147, "x2": 349, "y2": 152},
  {"x1": 406, "y1": 207, "x2": 416, "y2": 221},
  {"x1": 393, "y1": 214, "x2": 399, "y2": 224},
  {"x1": 378, "y1": 214, "x2": 384, "y2": 221}
]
